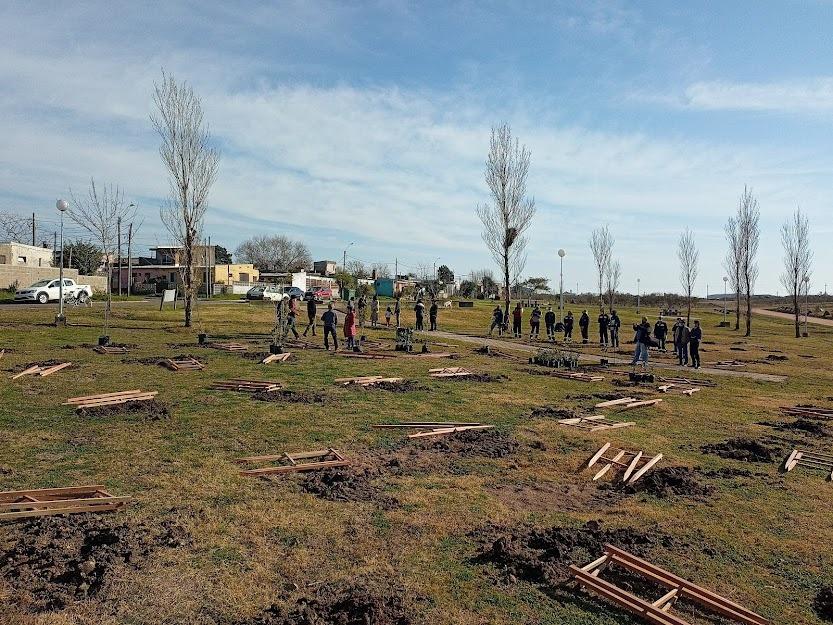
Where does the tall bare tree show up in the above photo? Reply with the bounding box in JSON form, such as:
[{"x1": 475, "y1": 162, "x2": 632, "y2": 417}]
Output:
[
  {"x1": 68, "y1": 179, "x2": 136, "y2": 334},
  {"x1": 605, "y1": 259, "x2": 621, "y2": 310},
  {"x1": 677, "y1": 228, "x2": 699, "y2": 325},
  {"x1": 235, "y1": 234, "x2": 311, "y2": 272},
  {"x1": 151, "y1": 71, "x2": 219, "y2": 328},
  {"x1": 723, "y1": 216, "x2": 743, "y2": 330},
  {"x1": 737, "y1": 186, "x2": 760, "y2": 337},
  {"x1": 476, "y1": 123, "x2": 536, "y2": 321},
  {"x1": 0, "y1": 212, "x2": 33, "y2": 244},
  {"x1": 780, "y1": 208, "x2": 812, "y2": 338},
  {"x1": 590, "y1": 225, "x2": 614, "y2": 306}
]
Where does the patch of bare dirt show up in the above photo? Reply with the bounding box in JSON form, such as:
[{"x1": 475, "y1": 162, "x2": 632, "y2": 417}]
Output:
[
  {"x1": 529, "y1": 405, "x2": 581, "y2": 419},
  {"x1": 78, "y1": 399, "x2": 171, "y2": 420},
  {"x1": 420, "y1": 429, "x2": 518, "y2": 458},
  {"x1": 252, "y1": 389, "x2": 328, "y2": 404},
  {"x1": 367, "y1": 380, "x2": 428, "y2": 393},
  {"x1": 0, "y1": 513, "x2": 190, "y2": 613},
  {"x1": 765, "y1": 354, "x2": 788, "y2": 361},
  {"x1": 8, "y1": 359, "x2": 76, "y2": 372},
  {"x1": 759, "y1": 419, "x2": 829, "y2": 436},
  {"x1": 443, "y1": 373, "x2": 508, "y2": 383},
  {"x1": 490, "y1": 479, "x2": 622, "y2": 513},
  {"x1": 234, "y1": 580, "x2": 413, "y2": 625},
  {"x1": 299, "y1": 466, "x2": 396, "y2": 508},
  {"x1": 614, "y1": 466, "x2": 714, "y2": 499},
  {"x1": 700, "y1": 437, "x2": 785, "y2": 462},
  {"x1": 814, "y1": 586, "x2": 833, "y2": 622},
  {"x1": 122, "y1": 354, "x2": 202, "y2": 366}
]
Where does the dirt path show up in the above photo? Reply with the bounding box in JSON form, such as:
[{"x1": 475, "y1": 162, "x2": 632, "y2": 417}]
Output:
[
  {"x1": 753, "y1": 307, "x2": 833, "y2": 327},
  {"x1": 429, "y1": 330, "x2": 788, "y2": 383}
]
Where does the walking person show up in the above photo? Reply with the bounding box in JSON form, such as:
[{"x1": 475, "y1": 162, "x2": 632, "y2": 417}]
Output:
[
  {"x1": 564, "y1": 311, "x2": 574, "y2": 342},
  {"x1": 394, "y1": 296, "x2": 402, "y2": 327},
  {"x1": 429, "y1": 300, "x2": 438, "y2": 331},
  {"x1": 370, "y1": 294, "x2": 380, "y2": 328},
  {"x1": 654, "y1": 316, "x2": 668, "y2": 350},
  {"x1": 302, "y1": 295, "x2": 317, "y2": 336},
  {"x1": 489, "y1": 305, "x2": 504, "y2": 336},
  {"x1": 385, "y1": 305, "x2": 392, "y2": 327},
  {"x1": 579, "y1": 310, "x2": 590, "y2": 344},
  {"x1": 529, "y1": 304, "x2": 542, "y2": 339},
  {"x1": 630, "y1": 316, "x2": 651, "y2": 366},
  {"x1": 321, "y1": 303, "x2": 338, "y2": 351},
  {"x1": 544, "y1": 306, "x2": 556, "y2": 340},
  {"x1": 286, "y1": 295, "x2": 300, "y2": 339},
  {"x1": 689, "y1": 319, "x2": 702, "y2": 369},
  {"x1": 609, "y1": 310, "x2": 621, "y2": 349},
  {"x1": 344, "y1": 305, "x2": 357, "y2": 350},
  {"x1": 414, "y1": 299, "x2": 425, "y2": 331},
  {"x1": 598, "y1": 309, "x2": 610, "y2": 348},
  {"x1": 512, "y1": 302, "x2": 523, "y2": 338}
]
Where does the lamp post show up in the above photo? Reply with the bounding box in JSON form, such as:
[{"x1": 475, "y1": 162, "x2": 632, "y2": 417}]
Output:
[
  {"x1": 803, "y1": 275, "x2": 811, "y2": 337},
  {"x1": 636, "y1": 278, "x2": 641, "y2": 314},
  {"x1": 56, "y1": 199, "x2": 69, "y2": 325},
  {"x1": 558, "y1": 249, "x2": 565, "y2": 322},
  {"x1": 722, "y1": 276, "x2": 728, "y2": 325}
]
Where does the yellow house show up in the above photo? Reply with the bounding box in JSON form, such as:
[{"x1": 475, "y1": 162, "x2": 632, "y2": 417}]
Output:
[{"x1": 212, "y1": 263, "x2": 259, "y2": 285}]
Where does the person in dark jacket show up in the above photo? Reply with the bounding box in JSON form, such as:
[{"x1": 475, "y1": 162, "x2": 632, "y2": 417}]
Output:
[
  {"x1": 512, "y1": 303, "x2": 523, "y2": 338},
  {"x1": 394, "y1": 297, "x2": 402, "y2": 327},
  {"x1": 672, "y1": 318, "x2": 690, "y2": 365},
  {"x1": 529, "y1": 304, "x2": 541, "y2": 339},
  {"x1": 654, "y1": 317, "x2": 668, "y2": 350},
  {"x1": 689, "y1": 319, "x2": 702, "y2": 368},
  {"x1": 287, "y1": 295, "x2": 300, "y2": 339},
  {"x1": 321, "y1": 303, "x2": 338, "y2": 350},
  {"x1": 429, "y1": 300, "x2": 438, "y2": 331},
  {"x1": 630, "y1": 317, "x2": 651, "y2": 365},
  {"x1": 564, "y1": 311, "x2": 574, "y2": 341},
  {"x1": 414, "y1": 299, "x2": 425, "y2": 330},
  {"x1": 489, "y1": 306, "x2": 504, "y2": 336},
  {"x1": 544, "y1": 306, "x2": 556, "y2": 340},
  {"x1": 579, "y1": 310, "x2": 590, "y2": 343},
  {"x1": 357, "y1": 295, "x2": 367, "y2": 329},
  {"x1": 609, "y1": 310, "x2": 621, "y2": 349},
  {"x1": 303, "y1": 296, "x2": 317, "y2": 336},
  {"x1": 598, "y1": 309, "x2": 610, "y2": 347}
]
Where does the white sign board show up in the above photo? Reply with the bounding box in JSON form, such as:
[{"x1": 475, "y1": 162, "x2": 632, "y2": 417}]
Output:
[{"x1": 160, "y1": 288, "x2": 177, "y2": 310}]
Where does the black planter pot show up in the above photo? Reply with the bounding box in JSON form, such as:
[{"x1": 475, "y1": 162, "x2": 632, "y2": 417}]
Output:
[
  {"x1": 98, "y1": 336, "x2": 110, "y2": 346},
  {"x1": 270, "y1": 344, "x2": 283, "y2": 354},
  {"x1": 198, "y1": 333, "x2": 207, "y2": 344}
]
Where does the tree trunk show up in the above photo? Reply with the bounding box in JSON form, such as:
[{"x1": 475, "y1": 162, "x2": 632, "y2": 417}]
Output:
[
  {"x1": 503, "y1": 251, "x2": 510, "y2": 326},
  {"x1": 793, "y1": 291, "x2": 800, "y2": 338},
  {"x1": 734, "y1": 292, "x2": 740, "y2": 330},
  {"x1": 744, "y1": 284, "x2": 752, "y2": 337},
  {"x1": 686, "y1": 295, "x2": 691, "y2": 326}
]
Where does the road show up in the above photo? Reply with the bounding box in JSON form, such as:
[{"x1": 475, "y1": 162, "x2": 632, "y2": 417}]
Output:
[{"x1": 753, "y1": 307, "x2": 833, "y2": 327}]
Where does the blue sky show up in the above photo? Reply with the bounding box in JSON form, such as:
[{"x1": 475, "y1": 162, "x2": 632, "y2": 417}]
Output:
[{"x1": 1, "y1": 1, "x2": 832, "y2": 295}]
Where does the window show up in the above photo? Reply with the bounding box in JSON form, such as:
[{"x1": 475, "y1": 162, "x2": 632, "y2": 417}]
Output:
[
  {"x1": 0, "y1": 255, "x2": 6, "y2": 263},
  {"x1": 239, "y1": 273, "x2": 249, "y2": 283},
  {"x1": 17, "y1": 256, "x2": 26, "y2": 264},
  {"x1": 63, "y1": 279, "x2": 73, "y2": 286}
]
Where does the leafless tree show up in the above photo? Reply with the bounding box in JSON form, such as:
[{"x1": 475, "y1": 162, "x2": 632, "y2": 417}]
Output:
[
  {"x1": 605, "y1": 259, "x2": 621, "y2": 310},
  {"x1": 346, "y1": 259, "x2": 370, "y2": 279},
  {"x1": 476, "y1": 123, "x2": 536, "y2": 320},
  {"x1": 371, "y1": 262, "x2": 390, "y2": 279},
  {"x1": 589, "y1": 225, "x2": 614, "y2": 306},
  {"x1": 723, "y1": 217, "x2": 743, "y2": 330},
  {"x1": 68, "y1": 179, "x2": 136, "y2": 333},
  {"x1": 737, "y1": 186, "x2": 760, "y2": 336},
  {"x1": 0, "y1": 212, "x2": 32, "y2": 244},
  {"x1": 780, "y1": 208, "x2": 812, "y2": 338},
  {"x1": 235, "y1": 235, "x2": 312, "y2": 272},
  {"x1": 151, "y1": 71, "x2": 220, "y2": 328},
  {"x1": 415, "y1": 263, "x2": 439, "y2": 299},
  {"x1": 677, "y1": 228, "x2": 699, "y2": 325}
]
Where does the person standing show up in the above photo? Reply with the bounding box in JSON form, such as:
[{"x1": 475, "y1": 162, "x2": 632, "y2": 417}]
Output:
[
  {"x1": 385, "y1": 305, "x2": 392, "y2": 327},
  {"x1": 343, "y1": 305, "x2": 357, "y2": 350},
  {"x1": 544, "y1": 306, "x2": 556, "y2": 340},
  {"x1": 689, "y1": 319, "x2": 702, "y2": 368},
  {"x1": 489, "y1": 305, "x2": 504, "y2": 336},
  {"x1": 609, "y1": 310, "x2": 620, "y2": 349},
  {"x1": 630, "y1": 316, "x2": 651, "y2": 366},
  {"x1": 579, "y1": 310, "x2": 590, "y2": 344},
  {"x1": 370, "y1": 294, "x2": 380, "y2": 328},
  {"x1": 654, "y1": 316, "x2": 668, "y2": 350},
  {"x1": 287, "y1": 295, "x2": 300, "y2": 339},
  {"x1": 394, "y1": 296, "x2": 402, "y2": 327},
  {"x1": 321, "y1": 303, "x2": 338, "y2": 350},
  {"x1": 672, "y1": 318, "x2": 690, "y2": 365},
  {"x1": 529, "y1": 304, "x2": 542, "y2": 339},
  {"x1": 357, "y1": 295, "x2": 367, "y2": 329},
  {"x1": 512, "y1": 302, "x2": 523, "y2": 338},
  {"x1": 429, "y1": 300, "x2": 438, "y2": 331},
  {"x1": 414, "y1": 299, "x2": 425, "y2": 330},
  {"x1": 564, "y1": 311, "x2": 574, "y2": 342},
  {"x1": 302, "y1": 295, "x2": 317, "y2": 336},
  {"x1": 598, "y1": 309, "x2": 610, "y2": 347}
]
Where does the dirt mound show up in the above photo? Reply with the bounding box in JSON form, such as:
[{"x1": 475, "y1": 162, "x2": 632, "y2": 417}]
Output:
[
  {"x1": 473, "y1": 520, "x2": 678, "y2": 586},
  {"x1": 529, "y1": 405, "x2": 580, "y2": 419},
  {"x1": 760, "y1": 419, "x2": 829, "y2": 436},
  {"x1": 0, "y1": 514, "x2": 189, "y2": 612},
  {"x1": 700, "y1": 437, "x2": 783, "y2": 462},
  {"x1": 253, "y1": 390, "x2": 327, "y2": 404},
  {"x1": 299, "y1": 467, "x2": 395, "y2": 508},
  {"x1": 123, "y1": 354, "x2": 201, "y2": 366},
  {"x1": 765, "y1": 354, "x2": 788, "y2": 361},
  {"x1": 444, "y1": 373, "x2": 508, "y2": 383},
  {"x1": 423, "y1": 429, "x2": 518, "y2": 458},
  {"x1": 235, "y1": 581, "x2": 413, "y2": 625},
  {"x1": 78, "y1": 399, "x2": 171, "y2": 420},
  {"x1": 240, "y1": 351, "x2": 289, "y2": 362},
  {"x1": 814, "y1": 587, "x2": 833, "y2": 621},
  {"x1": 10, "y1": 359, "x2": 75, "y2": 372},
  {"x1": 729, "y1": 346, "x2": 747, "y2": 351},
  {"x1": 368, "y1": 379, "x2": 428, "y2": 393},
  {"x1": 617, "y1": 467, "x2": 714, "y2": 499}
]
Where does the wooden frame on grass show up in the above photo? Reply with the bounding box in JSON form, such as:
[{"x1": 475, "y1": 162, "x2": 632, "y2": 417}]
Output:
[
  {"x1": 0, "y1": 485, "x2": 131, "y2": 521},
  {"x1": 236, "y1": 449, "x2": 349, "y2": 476},
  {"x1": 63, "y1": 390, "x2": 158, "y2": 410}
]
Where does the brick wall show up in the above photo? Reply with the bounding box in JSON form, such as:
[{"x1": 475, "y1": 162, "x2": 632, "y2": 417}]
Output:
[{"x1": 0, "y1": 266, "x2": 108, "y2": 292}]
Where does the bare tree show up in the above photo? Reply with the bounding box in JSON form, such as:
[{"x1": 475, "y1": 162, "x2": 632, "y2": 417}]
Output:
[
  {"x1": 737, "y1": 186, "x2": 760, "y2": 336},
  {"x1": 236, "y1": 234, "x2": 311, "y2": 272},
  {"x1": 780, "y1": 208, "x2": 812, "y2": 338},
  {"x1": 677, "y1": 228, "x2": 699, "y2": 325},
  {"x1": 476, "y1": 123, "x2": 536, "y2": 321},
  {"x1": 589, "y1": 225, "x2": 614, "y2": 306},
  {"x1": 151, "y1": 71, "x2": 220, "y2": 328},
  {"x1": 68, "y1": 179, "x2": 136, "y2": 334},
  {"x1": 605, "y1": 259, "x2": 621, "y2": 310},
  {"x1": 371, "y1": 262, "x2": 390, "y2": 279},
  {"x1": 0, "y1": 212, "x2": 33, "y2": 244},
  {"x1": 346, "y1": 259, "x2": 369, "y2": 279},
  {"x1": 723, "y1": 217, "x2": 743, "y2": 330}
]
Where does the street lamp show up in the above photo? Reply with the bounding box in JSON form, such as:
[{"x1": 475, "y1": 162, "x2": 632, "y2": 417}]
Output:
[
  {"x1": 803, "y1": 275, "x2": 811, "y2": 337},
  {"x1": 722, "y1": 276, "x2": 728, "y2": 325},
  {"x1": 636, "y1": 278, "x2": 641, "y2": 314},
  {"x1": 56, "y1": 199, "x2": 69, "y2": 324},
  {"x1": 557, "y1": 249, "x2": 565, "y2": 322}
]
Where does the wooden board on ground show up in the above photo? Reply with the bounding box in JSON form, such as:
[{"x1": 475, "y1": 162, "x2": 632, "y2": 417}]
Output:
[
  {"x1": 210, "y1": 379, "x2": 281, "y2": 393},
  {"x1": 63, "y1": 389, "x2": 158, "y2": 410},
  {"x1": 783, "y1": 448, "x2": 833, "y2": 480},
  {"x1": 404, "y1": 352, "x2": 456, "y2": 359},
  {"x1": 236, "y1": 448, "x2": 348, "y2": 476},
  {"x1": 558, "y1": 415, "x2": 636, "y2": 433},
  {"x1": 261, "y1": 352, "x2": 292, "y2": 364},
  {"x1": 586, "y1": 443, "x2": 663, "y2": 483},
  {"x1": 571, "y1": 544, "x2": 769, "y2": 625},
  {"x1": 546, "y1": 370, "x2": 604, "y2": 382},
  {"x1": 373, "y1": 421, "x2": 493, "y2": 439},
  {"x1": 11, "y1": 362, "x2": 72, "y2": 379},
  {"x1": 212, "y1": 342, "x2": 248, "y2": 352},
  {"x1": 0, "y1": 485, "x2": 131, "y2": 521},
  {"x1": 429, "y1": 367, "x2": 473, "y2": 378},
  {"x1": 161, "y1": 357, "x2": 204, "y2": 371},
  {"x1": 336, "y1": 350, "x2": 397, "y2": 360},
  {"x1": 781, "y1": 406, "x2": 833, "y2": 420},
  {"x1": 93, "y1": 345, "x2": 128, "y2": 354},
  {"x1": 658, "y1": 375, "x2": 716, "y2": 387},
  {"x1": 335, "y1": 375, "x2": 403, "y2": 387},
  {"x1": 714, "y1": 360, "x2": 747, "y2": 368},
  {"x1": 616, "y1": 398, "x2": 663, "y2": 411}
]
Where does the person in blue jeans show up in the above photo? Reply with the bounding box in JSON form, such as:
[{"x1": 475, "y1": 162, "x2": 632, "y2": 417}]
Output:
[
  {"x1": 630, "y1": 317, "x2": 651, "y2": 366},
  {"x1": 689, "y1": 319, "x2": 702, "y2": 368}
]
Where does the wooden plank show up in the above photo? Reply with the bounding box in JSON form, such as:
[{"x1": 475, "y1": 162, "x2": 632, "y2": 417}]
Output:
[
  {"x1": 783, "y1": 450, "x2": 800, "y2": 472},
  {"x1": 0, "y1": 485, "x2": 107, "y2": 502},
  {"x1": 619, "y1": 399, "x2": 663, "y2": 411},
  {"x1": 595, "y1": 397, "x2": 636, "y2": 408},
  {"x1": 628, "y1": 453, "x2": 663, "y2": 483},
  {"x1": 587, "y1": 443, "x2": 611, "y2": 467},
  {"x1": 407, "y1": 424, "x2": 494, "y2": 439},
  {"x1": 64, "y1": 390, "x2": 144, "y2": 404},
  {"x1": 38, "y1": 362, "x2": 72, "y2": 377},
  {"x1": 622, "y1": 451, "x2": 643, "y2": 482},
  {"x1": 593, "y1": 450, "x2": 625, "y2": 481},
  {"x1": 0, "y1": 495, "x2": 132, "y2": 511},
  {"x1": 12, "y1": 365, "x2": 43, "y2": 379},
  {"x1": 240, "y1": 459, "x2": 349, "y2": 476}
]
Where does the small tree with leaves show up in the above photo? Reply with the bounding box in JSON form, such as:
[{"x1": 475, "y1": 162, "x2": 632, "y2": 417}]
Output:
[
  {"x1": 780, "y1": 208, "x2": 812, "y2": 338},
  {"x1": 677, "y1": 228, "x2": 699, "y2": 325},
  {"x1": 62, "y1": 240, "x2": 103, "y2": 275}
]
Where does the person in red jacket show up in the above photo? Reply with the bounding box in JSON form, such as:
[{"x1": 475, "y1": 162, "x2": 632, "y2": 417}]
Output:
[{"x1": 343, "y1": 305, "x2": 357, "y2": 350}]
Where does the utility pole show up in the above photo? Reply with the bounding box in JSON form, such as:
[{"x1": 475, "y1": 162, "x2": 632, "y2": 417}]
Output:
[
  {"x1": 126, "y1": 223, "x2": 133, "y2": 297},
  {"x1": 31, "y1": 213, "x2": 35, "y2": 246},
  {"x1": 395, "y1": 257, "x2": 398, "y2": 280},
  {"x1": 53, "y1": 231, "x2": 57, "y2": 255},
  {"x1": 116, "y1": 217, "x2": 122, "y2": 296}
]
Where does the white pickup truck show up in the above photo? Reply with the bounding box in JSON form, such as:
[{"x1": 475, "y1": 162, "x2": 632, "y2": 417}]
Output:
[{"x1": 14, "y1": 278, "x2": 94, "y2": 304}]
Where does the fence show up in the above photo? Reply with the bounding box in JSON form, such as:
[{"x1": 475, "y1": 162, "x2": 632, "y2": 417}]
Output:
[{"x1": 0, "y1": 266, "x2": 107, "y2": 292}]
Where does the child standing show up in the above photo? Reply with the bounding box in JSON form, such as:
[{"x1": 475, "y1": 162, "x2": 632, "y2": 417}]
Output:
[
  {"x1": 344, "y1": 306, "x2": 357, "y2": 350},
  {"x1": 385, "y1": 305, "x2": 392, "y2": 326}
]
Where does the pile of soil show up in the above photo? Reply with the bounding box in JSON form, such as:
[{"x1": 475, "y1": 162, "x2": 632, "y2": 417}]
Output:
[
  {"x1": 78, "y1": 399, "x2": 171, "y2": 420},
  {"x1": 529, "y1": 405, "x2": 580, "y2": 420},
  {"x1": 445, "y1": 373, "x2": 508, "y2": 383},
  {"x1": 616, "y1": 466, "x2": 714, "y2": 499},
  {"x1": 423, "y1": 429, "x2": 518, "y2": 458},
  {"x1": 234, "y1": 581, "x2": 413, "y2": 625},
  {"x1": 252, "y1": 390, "x2": 327, "y2": 404},
  {"x1": 814, "y1": 586, "x2": 833, "y2": 622},
  {"x1": 766, "y1": 354, "x2": 788, "y2": 361},
  {"x1": 368, "y1": 379, "x2": 428, "y2": 393},
  {"x1": 473, "y1": 520, "x2": 678, "y2": 586},
  {"x1": 729, "y1": 346, "x2": 747, "y2": 351},
  {"x1": 9, "y1": 359, "x2": 75, "y2": 372},
  {"x1": 123, "y1": 354, "x2": 202, "y2": 366},
  {"x1": 700, "y1": 437, "x2": 783, "y2": 462},
  {"x1": 299, "y1": 467, "x2": 395, "y2": 508},
  {"x1": 760, "y1": 419, "x2": 829, "y2": 436},
  {"x1": 240, "y1": 352, "x2": 286, "y2": 362},
  {"x1": 0, "y1": 514, "x2": 189, "y2": 612}
]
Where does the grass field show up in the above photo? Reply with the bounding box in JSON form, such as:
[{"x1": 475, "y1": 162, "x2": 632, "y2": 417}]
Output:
[{"x1": 0, "y1": 299, "x2": 832, "y2": 624}]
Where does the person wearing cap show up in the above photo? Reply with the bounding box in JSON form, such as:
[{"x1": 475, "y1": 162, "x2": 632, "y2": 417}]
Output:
[
  {"x1": 529, "y1": 304, "x2": 542, "y2": 339},
  {"x1": 512, "y1": 302, "x2": 523, "y2": 338},
  {"x1": 597, "y1": 308, "x2": 610, "y2": 347},
  {"x1": 414, "y1": 298, "x2": 426, "y2": 330},
  {"x1": 564, "y1": 310, "x2": 574, "y2": 342},
  {"x1": 689, "y1": 319, "x2": 702, "y2": 368},
  {"x1": 321, "y1": 303, "x2": 338, "y2": 350},
  {"x1": 489, "y1": 305, "x2": 504, "y2": 336},
  {"x1": 544, "y1": 306, "x2": 556, "y2": 340},
  {"x1": 609, "y1": 310, "x2": 621, "y2": 349},
  {"x1": 429, "y1": 300, "x2": 438, "y2": 331},
  {"x1": 343, "y1": 305, "x2": 357, "y2": 350},
  {"x1": 672, "y1": 317, "x2": 690, "y2": 365},
  {"x1": 579, "y1": 310, "x2": 590, "y2": 343}
]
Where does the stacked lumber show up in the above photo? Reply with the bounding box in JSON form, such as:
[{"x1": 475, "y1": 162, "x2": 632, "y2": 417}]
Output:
[
  {"x1": 658, "y1": 376, "x2": 716, "y2": 387},
  {"x1": 210, "y1": 379, "x2": 281, "y2": 393},
  {"x1": 335, "y1": 376, "x2": 403, "y2": 387},
  {"x1": 212, "y1": 342, "x2": 248, "y2": 352},
  {"x1": 236, "y1": 448, "x2": 348, "y2": 476},
  {"x1": 586, "y1": 442, "x2": 663, "y2": 483},
  {"x1": 594, "y1": 397, "x2": 663, "y2": 411},
  {"x1": 546, "y1": 370, "x2": 604, "y2": 382},
  {"x1": 429, "y1": 367, "x2": 473, "y2": 378},
  {"x1": 781, "y1": 406, "x2": 833, "y2": 420},
  {"x1": 93, "y1": 345, "x2": 128, "y2": 354},
  {"x1": 373, "y1": 421, "x2": 493, "y2": 439},
  {"x1": 161, "y1": 357, "x2": 204, "y2": 371},
  {"x1": 658, "y1": 384, "x2": 700, "y2": 396},
  {"x1": 262, "y1": 352, "x2": 292, "y2": 364},
  {"x1": 0, "y1": 485, "x2": 131, "y2": 521},
  {"x1": 784, "y1": 449, "x2": 833, "y2": 480},
  {"x1": 64, "y1": 390, "x2": 158, "y2": 410},
  {"x1": 11, "y1": 362, "x2": 72, "y2": 379},
  {"x1": 557, "y1": 415, "x2": 635, "y2": 432}
]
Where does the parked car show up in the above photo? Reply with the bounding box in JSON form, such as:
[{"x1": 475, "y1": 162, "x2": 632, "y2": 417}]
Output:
[
  {"x1": 245, "y1": 286, "x2": 265, "y2": 300},
  {"x1": 246, "y1": 285, "x2": 284, "y2": 302},
  {"x1": 15, "y1": 278, "x2": 93, "y2": 304},
  {"x1": 304, "y1": 286, "x2": 334, "y2": 302},
  {"x1": 283, "y1": 286, "x2": 304, "y2": 299}
]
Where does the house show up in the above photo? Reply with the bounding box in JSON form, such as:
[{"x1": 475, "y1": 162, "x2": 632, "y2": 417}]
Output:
[
  {"x1": 313, "y1": 260, "x2": 337, "y2": 276},
  {"x1": 0, "y1": 242, "x2": 54, "y2": 268},
  {"x1": 373, "y1": 277, "x2": 417, "y2": 297},
  {"x1": 150, "y1": 244, "x2": 217, "y2": 267}
]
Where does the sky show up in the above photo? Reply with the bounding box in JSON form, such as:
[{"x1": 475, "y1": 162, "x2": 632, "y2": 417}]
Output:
[{"x1": 1, "y1": 0, "x2": 832, "y2": 296}]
